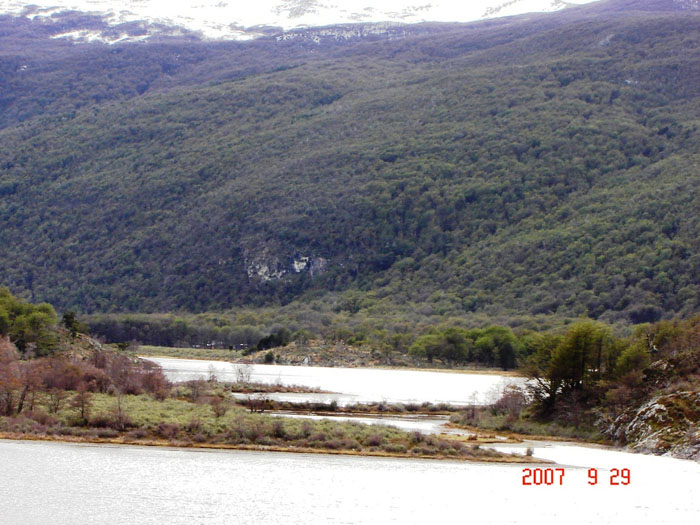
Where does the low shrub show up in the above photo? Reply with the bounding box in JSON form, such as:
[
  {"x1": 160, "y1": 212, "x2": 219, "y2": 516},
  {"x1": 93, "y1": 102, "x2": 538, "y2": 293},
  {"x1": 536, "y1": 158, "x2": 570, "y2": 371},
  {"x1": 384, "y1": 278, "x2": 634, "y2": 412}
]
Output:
[
  {"x1": 272, "y1": 420, "x2": 286, "y2": 439},
  {"x1": 364, "y1": 433, "x2": 383, "y2": 447},
  {"x1": 126, "y1": 429, "x2": 147, "y2": 440},
  {"x1": 89, "y1": 414, "x2": 113, "y2": 428},
  {"x1": 96, "y1": 428, "x2": 118, "y2": 438},
  {"x1": 309, "y1": 432, "x2": 327, "y2": 442},
  {"x1": 53, "y1": 426, "x2": 75, "y2": 436},
  {"x1": 185, "y1": 417, "x2": 202, "y2": 433},
  {"x1": 156, "y1": 422, "x2": 180, "y2": 439},
  {"x1": 382, "y1": 443, "x2": 406, "y2": 453},
  {"x1": 325, "y1": 438, "x2": 352, "y2": 450},
  {"x1": 26, "y1": 410, "x2": 58, "y2": 427}
]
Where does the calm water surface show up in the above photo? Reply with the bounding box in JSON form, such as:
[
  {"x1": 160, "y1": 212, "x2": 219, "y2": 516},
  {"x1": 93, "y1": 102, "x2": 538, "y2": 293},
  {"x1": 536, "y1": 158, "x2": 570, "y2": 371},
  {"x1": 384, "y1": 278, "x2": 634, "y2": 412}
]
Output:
[
  {"x1": 1, "y1": 439, "x2": 698, "y2": 524},
  {"x1": 145, "y1": 357, "x2": 524, "y2": 405},
  {"x1": 4, "y1": 359, "x2": 696, "y2": 524}
]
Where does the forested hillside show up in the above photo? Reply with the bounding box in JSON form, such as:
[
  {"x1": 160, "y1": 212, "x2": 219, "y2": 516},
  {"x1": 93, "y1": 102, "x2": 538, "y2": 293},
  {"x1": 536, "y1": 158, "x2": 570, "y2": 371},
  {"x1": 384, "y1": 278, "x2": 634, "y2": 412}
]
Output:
[{"x1": 1, "y1": 0, "x2": 699, "y2": 324}]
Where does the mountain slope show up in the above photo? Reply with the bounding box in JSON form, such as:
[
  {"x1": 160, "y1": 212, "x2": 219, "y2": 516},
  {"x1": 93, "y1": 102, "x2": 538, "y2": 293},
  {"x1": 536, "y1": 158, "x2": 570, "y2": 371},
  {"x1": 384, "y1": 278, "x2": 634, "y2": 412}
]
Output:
[{"x1": 1, "y1": 0, "x2": 700, "y2": 322}]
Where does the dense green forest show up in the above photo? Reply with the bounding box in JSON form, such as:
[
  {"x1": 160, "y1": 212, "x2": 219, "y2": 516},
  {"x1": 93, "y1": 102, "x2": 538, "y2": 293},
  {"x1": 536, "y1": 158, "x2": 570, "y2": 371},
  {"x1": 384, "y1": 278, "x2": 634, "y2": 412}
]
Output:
[{"x1": 1, "y1": 0, "x2": 700, "y2": 326}]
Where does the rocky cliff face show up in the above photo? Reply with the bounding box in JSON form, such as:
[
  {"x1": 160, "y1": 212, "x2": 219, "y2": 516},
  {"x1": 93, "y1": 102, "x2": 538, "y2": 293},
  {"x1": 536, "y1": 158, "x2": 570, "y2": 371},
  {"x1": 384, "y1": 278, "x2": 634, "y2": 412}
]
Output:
[
  {"x1": 244, "y1": 247, "x2": 328, "y2": 283},
  {"x1": 608, "y1": 391, "x2": 700, "y2": 461}
]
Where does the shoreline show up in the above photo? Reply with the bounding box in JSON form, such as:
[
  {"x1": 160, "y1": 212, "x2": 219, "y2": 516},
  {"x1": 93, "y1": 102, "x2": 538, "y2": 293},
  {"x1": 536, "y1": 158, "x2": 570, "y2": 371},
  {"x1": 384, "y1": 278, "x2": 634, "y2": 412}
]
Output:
[
  {"x1": 0, "y1": 432, "x2": 545, "y2": 463},
  {"x1": 444, "y1": 422, "x2": 612, "y2": 446}
]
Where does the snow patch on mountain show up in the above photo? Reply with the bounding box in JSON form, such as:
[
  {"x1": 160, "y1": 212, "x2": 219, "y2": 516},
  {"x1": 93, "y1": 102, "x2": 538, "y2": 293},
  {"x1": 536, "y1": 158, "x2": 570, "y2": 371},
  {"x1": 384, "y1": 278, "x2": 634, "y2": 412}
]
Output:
[{"x1": 0, "y1": 0, "x2": 600, "y2": 42}]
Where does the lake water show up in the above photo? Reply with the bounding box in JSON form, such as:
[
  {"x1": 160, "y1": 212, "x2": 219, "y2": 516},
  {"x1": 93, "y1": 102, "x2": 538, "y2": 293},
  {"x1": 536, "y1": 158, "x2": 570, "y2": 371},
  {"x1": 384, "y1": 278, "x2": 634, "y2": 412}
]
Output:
[
  {"x1": 1, "y1": 439, "x2": 698, "y2": 524},
  {"x1": 3, "y1": 358, "x2": 697, "y2": 523},
  {"x1": 145, "y1": 357, "x2": 525, "y2": 406}
]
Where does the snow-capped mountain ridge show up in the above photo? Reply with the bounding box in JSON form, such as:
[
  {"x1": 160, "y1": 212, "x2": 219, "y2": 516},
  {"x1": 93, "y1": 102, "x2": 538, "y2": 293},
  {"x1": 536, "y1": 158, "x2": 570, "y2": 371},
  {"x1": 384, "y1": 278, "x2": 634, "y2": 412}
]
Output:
[{"x1": 0, "y1": 0, "x2": 600, "y2": 43}]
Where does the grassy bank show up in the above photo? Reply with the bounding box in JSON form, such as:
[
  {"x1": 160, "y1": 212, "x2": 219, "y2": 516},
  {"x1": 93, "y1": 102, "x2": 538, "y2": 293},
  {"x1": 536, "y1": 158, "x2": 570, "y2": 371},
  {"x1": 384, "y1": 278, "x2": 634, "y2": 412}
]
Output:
[
  {"x1": 0, "y1": 389, "x2": 534, "y2": 463},
  {"x1": 0, "y1": 431, "x2": 536, "y2": 462}
]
